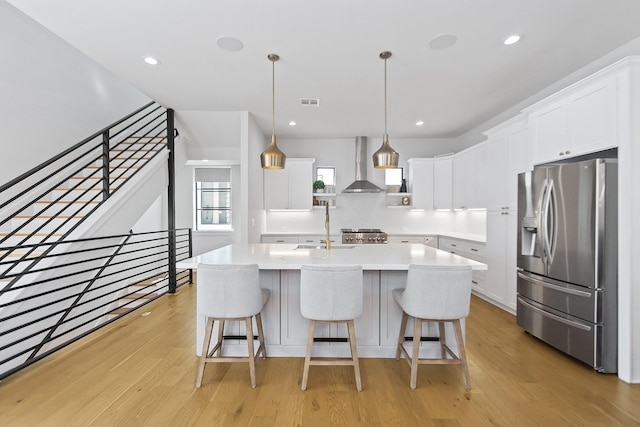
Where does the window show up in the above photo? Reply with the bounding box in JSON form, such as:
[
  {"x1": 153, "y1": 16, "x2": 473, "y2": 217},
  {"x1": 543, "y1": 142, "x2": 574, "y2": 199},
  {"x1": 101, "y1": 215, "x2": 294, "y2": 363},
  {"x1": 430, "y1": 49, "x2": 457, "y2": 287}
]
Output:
[
  {"x1": 194, "y1": 168, "x2": 232, "y2": 231},
  {"x1": 385, "y1": 167, "x2": 403, "y2": 186},
  {"x1": 315, "y1": 167, "x2": 336, "y2": 186}
]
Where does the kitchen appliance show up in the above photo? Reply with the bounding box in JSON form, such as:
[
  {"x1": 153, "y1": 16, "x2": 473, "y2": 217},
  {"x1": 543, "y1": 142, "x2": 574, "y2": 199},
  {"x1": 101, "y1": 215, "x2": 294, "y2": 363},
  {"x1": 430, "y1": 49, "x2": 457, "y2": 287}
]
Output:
[
  {"x1": 341, "y1": 228, "x2": 387, "y2": 244},
  {"x1": 516, "y1": 157, "x2": 617, "y2": 372},
  {"x1": 342, "y1": 137, "x2": 384, "y2": 193}
]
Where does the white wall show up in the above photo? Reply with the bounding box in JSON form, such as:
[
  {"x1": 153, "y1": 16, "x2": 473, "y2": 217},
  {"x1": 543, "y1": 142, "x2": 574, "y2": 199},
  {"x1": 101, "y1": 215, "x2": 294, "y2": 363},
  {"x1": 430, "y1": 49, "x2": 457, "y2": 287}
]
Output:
[{"x1": 0, "y1": 1, "x2": 150, "y2": 185}]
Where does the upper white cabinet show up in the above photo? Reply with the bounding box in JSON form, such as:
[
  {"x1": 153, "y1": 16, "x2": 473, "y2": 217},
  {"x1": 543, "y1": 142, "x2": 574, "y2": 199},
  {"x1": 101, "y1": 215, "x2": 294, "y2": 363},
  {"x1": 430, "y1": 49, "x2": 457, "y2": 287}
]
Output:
[
  {"x1": 263, "y1": 158, "x2": 314, "y2": 210},
  {"x1": 528, "y1": 73, "x2": 619, "y2": 165},
  {"x1": 484, "y1": 116, "x2": 530, "y2": 211},
  {"x1": 432, "y1": 155, "x2": 453, "y2": 210},
  {"x1": 452, "y1": 142, "x2": 487, "y2": 209},
  {"x1": 407, "y1": 158, "x2": 434, "y2": 210}
]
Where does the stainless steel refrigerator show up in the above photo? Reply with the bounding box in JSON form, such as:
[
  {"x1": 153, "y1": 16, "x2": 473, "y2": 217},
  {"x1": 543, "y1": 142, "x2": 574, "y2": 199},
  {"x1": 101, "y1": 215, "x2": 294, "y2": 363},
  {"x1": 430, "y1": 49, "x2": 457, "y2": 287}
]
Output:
[{"x1": 516, "y1": 158, "x2": 617, "y2": 372}]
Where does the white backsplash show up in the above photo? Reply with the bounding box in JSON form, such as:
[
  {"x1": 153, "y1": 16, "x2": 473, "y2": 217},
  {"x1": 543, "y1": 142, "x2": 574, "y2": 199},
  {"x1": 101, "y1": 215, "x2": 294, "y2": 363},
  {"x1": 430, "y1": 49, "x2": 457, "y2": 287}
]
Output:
[{"x1": 265, "y1": 193, "x2": 486, "y2": 236}]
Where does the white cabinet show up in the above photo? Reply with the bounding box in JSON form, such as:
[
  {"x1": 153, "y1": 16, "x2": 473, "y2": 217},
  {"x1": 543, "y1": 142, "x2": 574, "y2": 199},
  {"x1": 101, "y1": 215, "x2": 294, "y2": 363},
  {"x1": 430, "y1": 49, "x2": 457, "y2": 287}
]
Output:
[
  {"x1": 280, "y1": 270, "x2": 380, "y2": 348},
  {"x1": 485, "y1": 210, "x2": 518, "y2": 312},
  {"x1": 438, "y1": 236, "x2": 486, "y2": 295},
  {"x1": 386, "y1": 235, "x2": 438, "y2": 247},
  {"x1": 407, "y1": 158, "x2": 434, "y2": 210},
  {"x1": 261, "y1": 235, "x2": 299, "y2": 244},
  {"x1": 528, "y1": 74, "x2": 619, "y2": 165},
  {"x1": 263, "y1": 158, "x2": 314, "y2": 210},
  {"x1": 484, "y1": 116, "x2": 530, "y2": 211},
  {"x1": 452, "y1": 143, "x2": 487, "y2": 210},
  {"x1": 482, "y1": 116, "x2": 529, "y2": 313},
  {"x1": 433, "y1": 155, "x2": 453, "y2": 210}
]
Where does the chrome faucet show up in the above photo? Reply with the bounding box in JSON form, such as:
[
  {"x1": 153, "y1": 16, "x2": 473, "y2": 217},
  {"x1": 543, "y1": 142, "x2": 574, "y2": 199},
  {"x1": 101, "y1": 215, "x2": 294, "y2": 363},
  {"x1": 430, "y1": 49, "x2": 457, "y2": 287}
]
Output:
[{"x1": 322, "y1": 203, "x2": 332, "y2": 250}]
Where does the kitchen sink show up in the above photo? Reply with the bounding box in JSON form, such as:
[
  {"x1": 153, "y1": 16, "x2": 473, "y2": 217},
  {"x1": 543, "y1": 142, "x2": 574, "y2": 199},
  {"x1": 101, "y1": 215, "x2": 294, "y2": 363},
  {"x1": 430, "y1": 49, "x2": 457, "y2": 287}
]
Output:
[{"x1": 295, "y1": 244, "x2": 356, "y2": 250}]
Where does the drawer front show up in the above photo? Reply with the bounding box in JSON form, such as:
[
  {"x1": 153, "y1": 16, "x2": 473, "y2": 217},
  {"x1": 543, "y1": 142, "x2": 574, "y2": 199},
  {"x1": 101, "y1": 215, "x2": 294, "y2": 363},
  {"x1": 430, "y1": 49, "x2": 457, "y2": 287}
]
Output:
[
  {"x1": 262, "y1": 235, "x2": 298, "y2": 244},
  {"x1": 439, "y1": 237, "x2": 486, "y2": 262},
  {"x1": 517, "y1": 296, "x2": 597, "y2": 368},
  {"x1": 517, "y1": 271, "x2": 598, "y2": 323}
]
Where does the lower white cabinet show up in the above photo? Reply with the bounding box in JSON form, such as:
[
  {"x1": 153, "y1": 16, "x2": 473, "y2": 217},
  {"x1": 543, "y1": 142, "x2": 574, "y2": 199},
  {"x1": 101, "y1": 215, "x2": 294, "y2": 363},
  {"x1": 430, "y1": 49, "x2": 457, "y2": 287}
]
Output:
[
  {"x1": 438, "y1": 236, "x2": 486, "y2": 296},
  {"x1": 261, "y1": 235, "x2": 299, "y2": 244},
  {"x1": 280, "y1": 270, "x2": 380, "y2": 347},
  {"x1": 485, "y1": 210, "x2": 518, "y2": 313},
  {"x1": 386, "y1": 235, "x2": 438, "y2": 247}
]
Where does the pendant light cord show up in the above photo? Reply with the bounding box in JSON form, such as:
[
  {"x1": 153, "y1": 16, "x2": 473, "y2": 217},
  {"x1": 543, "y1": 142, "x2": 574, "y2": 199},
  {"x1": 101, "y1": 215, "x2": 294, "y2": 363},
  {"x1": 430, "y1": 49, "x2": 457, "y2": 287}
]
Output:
[
  {"x1": 272, "y1": 58, "x2": 275, "y2": 137},
  {"x1": 384, "y1": 56, "x2": 388, "y2": 136}
]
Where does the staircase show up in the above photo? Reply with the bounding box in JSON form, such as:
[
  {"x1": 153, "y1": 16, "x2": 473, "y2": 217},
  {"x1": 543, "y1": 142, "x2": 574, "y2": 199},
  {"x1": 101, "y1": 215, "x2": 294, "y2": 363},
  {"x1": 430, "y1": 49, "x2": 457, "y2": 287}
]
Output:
[{"x1": 0, "y1": 102, "x2": 192, "y2": 380}]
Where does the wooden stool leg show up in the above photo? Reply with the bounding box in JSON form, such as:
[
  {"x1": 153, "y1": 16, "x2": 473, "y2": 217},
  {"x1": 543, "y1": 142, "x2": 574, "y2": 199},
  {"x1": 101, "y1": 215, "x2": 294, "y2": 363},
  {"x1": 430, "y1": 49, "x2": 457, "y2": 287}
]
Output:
[
  {"x1": 347, "y1": 320, "x2": 362, "y2": 392},
  {"x1": 246, "y1": 317, "x2": 257, "y2": 388},
  {"x1": 196, "y1": 317, "x2": 214, "y2": 387},
  {"x1": 438, "y1": 321, "x2": 447, "y2": 359},
  {"x1": 453, "y1": 319, "x2": 471, "y2": 390},
  {"x1": 301, "y1": 320, "x2": 316, "y2": 391},
  {"x1": 396, "y1": 311, "x2": 409, "y2": 360},
  {"x1": 255, "y1": 312, "x2": 266, "y2": 359},
  {"x1": 215, "y1": 320, "x2": 225, "y2": 357},
  {"x1": 410, "y1": 317, "x2": 421, "y2": 390}
]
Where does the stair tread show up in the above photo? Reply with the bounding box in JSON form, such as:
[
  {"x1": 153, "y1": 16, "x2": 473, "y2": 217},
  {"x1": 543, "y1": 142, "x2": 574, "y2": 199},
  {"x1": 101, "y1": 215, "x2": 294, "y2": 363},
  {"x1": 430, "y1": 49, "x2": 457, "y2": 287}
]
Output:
[
  {"x1": 110, "y1": 307, "x2": 133, "y2": 315},
  {"x1": 122, "y1": 292, "x2": 157, "y2": 300}
]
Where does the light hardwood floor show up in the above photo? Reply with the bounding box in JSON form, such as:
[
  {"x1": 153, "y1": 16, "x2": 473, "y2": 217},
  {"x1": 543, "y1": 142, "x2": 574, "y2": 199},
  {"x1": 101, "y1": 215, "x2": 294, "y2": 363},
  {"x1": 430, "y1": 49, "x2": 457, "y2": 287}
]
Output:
[{"x1": 1, "y1": 282, "x2": 639, "y2": 426}]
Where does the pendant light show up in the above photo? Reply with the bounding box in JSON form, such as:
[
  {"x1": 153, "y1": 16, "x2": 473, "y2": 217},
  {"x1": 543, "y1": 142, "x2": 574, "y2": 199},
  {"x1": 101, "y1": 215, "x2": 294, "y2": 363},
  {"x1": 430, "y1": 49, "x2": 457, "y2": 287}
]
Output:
[
  {"x1": 373, "y1": 51, "x2": 399, "y2": 169},
  {"x1": 261, "y1": 53, "x2": 287, "y2": 169}
]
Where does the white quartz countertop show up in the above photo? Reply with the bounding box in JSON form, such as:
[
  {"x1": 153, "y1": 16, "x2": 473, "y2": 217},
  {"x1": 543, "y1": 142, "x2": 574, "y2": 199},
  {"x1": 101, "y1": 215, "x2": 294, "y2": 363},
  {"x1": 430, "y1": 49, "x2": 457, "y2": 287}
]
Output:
[{"x1": 177, "y1": 243, "x2": 487, "y2": 271}]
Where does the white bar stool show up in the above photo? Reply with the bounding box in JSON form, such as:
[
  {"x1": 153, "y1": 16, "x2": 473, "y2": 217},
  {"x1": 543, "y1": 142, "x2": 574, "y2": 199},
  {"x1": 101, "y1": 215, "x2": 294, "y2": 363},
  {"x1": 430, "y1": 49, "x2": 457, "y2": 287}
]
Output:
[
  {"x1": 299, "y1": 264, "x2": 363, "y2": 392},
  {"x1": 393, "y1": 264, "x2": 472, "y2": 390},
  {"x1": 195, "y1": 264, "x2": 269, "y2": 388}
]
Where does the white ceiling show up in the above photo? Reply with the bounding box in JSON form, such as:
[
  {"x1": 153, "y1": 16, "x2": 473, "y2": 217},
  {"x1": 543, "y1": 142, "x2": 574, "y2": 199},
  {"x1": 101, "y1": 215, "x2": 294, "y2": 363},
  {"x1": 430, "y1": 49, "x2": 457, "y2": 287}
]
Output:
[{"x1": 8, "y1": 0, "x2": 640, "y2": 141}]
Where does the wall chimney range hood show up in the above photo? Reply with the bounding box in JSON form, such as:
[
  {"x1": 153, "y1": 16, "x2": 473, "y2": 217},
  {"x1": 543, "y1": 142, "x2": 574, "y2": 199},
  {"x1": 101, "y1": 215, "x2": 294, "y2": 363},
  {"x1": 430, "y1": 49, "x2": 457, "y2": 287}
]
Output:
[{"x1": 342, "y1": 136, "x2": 384, "y2": 193}]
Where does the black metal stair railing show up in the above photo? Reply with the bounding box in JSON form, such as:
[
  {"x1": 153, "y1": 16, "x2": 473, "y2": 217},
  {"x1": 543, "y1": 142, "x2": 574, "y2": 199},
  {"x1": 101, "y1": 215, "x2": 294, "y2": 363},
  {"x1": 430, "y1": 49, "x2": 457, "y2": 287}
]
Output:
[
  {"x1": 0, "y1": 102, "x2": 192, "y2": 380},
  {"x1": 0, "y1": 101, "x2": 168, "y2": 258},
  {"x1": 0, "y1": 228, "x2": 193, "y2": 381}
]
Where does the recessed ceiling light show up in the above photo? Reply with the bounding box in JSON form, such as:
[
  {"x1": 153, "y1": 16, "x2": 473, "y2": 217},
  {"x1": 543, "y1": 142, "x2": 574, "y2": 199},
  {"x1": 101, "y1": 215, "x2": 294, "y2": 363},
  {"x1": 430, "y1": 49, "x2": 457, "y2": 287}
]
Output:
[
  {"x1": 416, "y1": 121, "x2": 424, "y2": 126},
  {"x1": 289, "y1": 121, "x2": 296, "y2": 126},
  {"x1": 143, "y1": 56, "x2": 160, "y2": 66},
  {"x1": 504, "y1": 35, "x2": 521, "y2": 46},
  {"x1": 429, "y1": 34, "x2": 458, "y2": 50},
  {"x1": 216, "y1": 36, "x2": 244, "y2": 52}
]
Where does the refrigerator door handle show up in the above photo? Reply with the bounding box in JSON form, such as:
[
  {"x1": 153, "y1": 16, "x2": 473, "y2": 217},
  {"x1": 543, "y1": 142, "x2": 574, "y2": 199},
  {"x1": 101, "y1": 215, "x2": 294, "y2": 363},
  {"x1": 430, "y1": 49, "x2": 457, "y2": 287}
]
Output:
[
  {"x1": 545, "y1": 180, "x2": 558, "y2": 263},
  {"x1": 538, "y1": 179, "x2": 550, "y2": 264},
  {"x1": 517, "y1": 271, "x2": 592, "y2": 297},
  {"x1": 518, "y1": 297, "x2": 592, "y2": 331}
]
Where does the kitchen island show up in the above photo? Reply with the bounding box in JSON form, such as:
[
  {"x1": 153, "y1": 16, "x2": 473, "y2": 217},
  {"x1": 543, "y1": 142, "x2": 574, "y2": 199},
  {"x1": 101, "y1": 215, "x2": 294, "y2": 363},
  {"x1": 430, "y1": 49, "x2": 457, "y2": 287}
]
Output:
[{"x1": 178, "y1": 243, "x2": 486, "y2": 358}]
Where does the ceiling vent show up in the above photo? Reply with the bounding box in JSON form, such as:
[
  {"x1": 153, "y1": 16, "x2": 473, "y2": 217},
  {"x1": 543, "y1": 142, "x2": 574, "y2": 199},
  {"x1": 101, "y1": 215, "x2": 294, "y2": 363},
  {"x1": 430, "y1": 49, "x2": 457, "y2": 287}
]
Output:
[{"x1": 300, "y1": 98, "x2": 320, "y2": 107}]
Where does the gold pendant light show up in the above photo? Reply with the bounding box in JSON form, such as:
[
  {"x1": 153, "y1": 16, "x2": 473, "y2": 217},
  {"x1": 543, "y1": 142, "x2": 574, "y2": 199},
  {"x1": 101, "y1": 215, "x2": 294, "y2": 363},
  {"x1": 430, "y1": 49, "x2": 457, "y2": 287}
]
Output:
[
  {"x1": 373, "y1": 51, "x2": 399, "y2": 169},
  {"x1": 261, "y1": 53, "x2": 287, "y2": 169}
]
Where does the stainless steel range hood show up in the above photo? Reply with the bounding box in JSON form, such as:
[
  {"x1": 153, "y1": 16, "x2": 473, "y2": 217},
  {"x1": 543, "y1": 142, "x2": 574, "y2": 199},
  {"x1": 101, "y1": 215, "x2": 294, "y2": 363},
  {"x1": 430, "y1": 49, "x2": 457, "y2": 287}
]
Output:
[{"x1": 342, "y1": 136, "x2": 383, "y2": 193}]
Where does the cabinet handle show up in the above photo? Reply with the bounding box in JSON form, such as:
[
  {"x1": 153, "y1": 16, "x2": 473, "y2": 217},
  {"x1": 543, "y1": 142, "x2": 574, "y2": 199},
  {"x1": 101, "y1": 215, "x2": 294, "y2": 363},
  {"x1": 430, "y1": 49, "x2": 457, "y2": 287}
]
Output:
[
  {"x1": 470, "y1": 248, "x2": 478, "y2": 252},
  {"x1": 401, "y1": 240, "x2": 410, "y2": 243},
  {"x1": 276, "y1": 240, "x2": 285, "y2": 243},
  {"x1": 472, "y1": 280, "x2": 478, "y2": 285},
  {"x1": 451, "y1": 243, "x2": 457, "y2": 247},
  {"x1": 305, "y1": 239, "x2": 314, "y2": 242}
]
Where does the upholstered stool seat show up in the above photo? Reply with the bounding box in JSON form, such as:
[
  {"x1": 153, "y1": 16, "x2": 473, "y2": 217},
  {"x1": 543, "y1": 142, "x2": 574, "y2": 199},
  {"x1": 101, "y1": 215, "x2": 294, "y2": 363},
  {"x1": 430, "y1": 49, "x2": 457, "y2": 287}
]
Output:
[
  {"x1": 299, "y1": 264, "x2": 364, "y2": 391},
  {"x1": 195, "y1": 263, "x2": 269, "y2": 388},
  {"x1": 393, "y1": 264, "x2": 472, "y2": 390}
]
